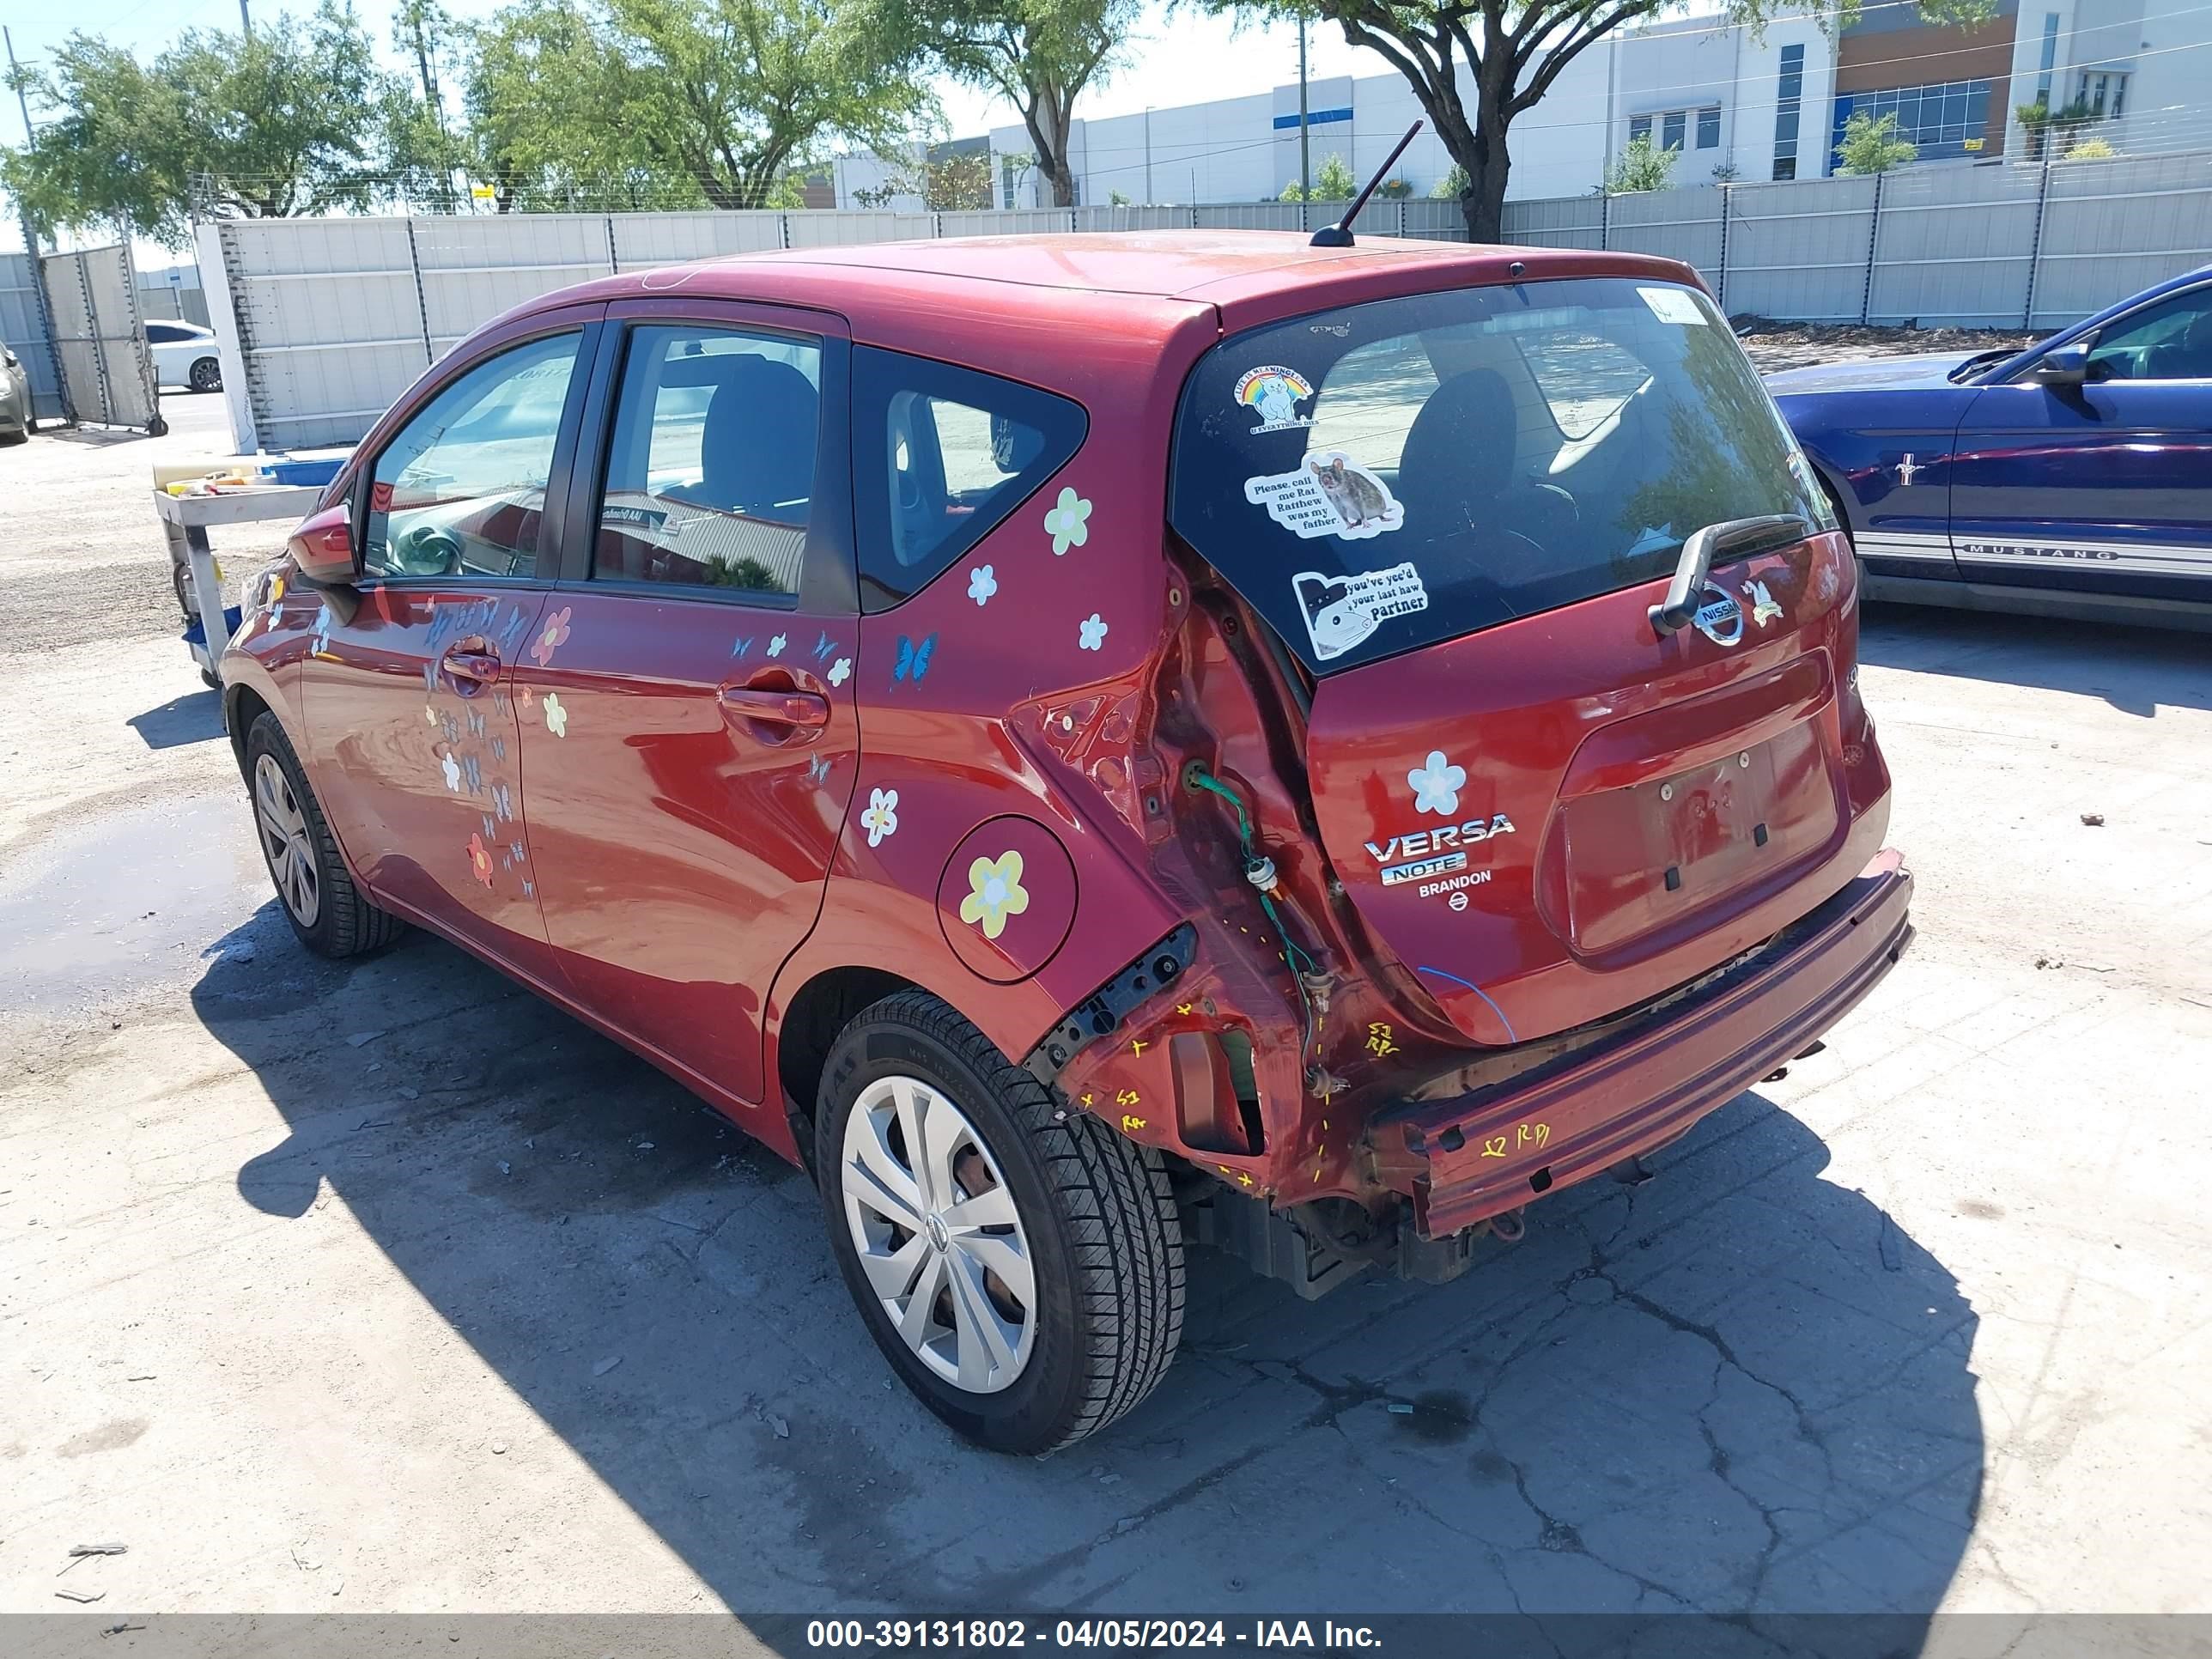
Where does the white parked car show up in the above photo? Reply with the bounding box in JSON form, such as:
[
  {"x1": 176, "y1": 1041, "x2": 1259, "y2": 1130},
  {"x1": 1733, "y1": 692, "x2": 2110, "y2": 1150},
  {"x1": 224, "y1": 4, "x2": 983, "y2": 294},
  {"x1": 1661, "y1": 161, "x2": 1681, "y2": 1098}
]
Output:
[{"x1": 149, "y1": 321, "x2": 222, "y2": 392}]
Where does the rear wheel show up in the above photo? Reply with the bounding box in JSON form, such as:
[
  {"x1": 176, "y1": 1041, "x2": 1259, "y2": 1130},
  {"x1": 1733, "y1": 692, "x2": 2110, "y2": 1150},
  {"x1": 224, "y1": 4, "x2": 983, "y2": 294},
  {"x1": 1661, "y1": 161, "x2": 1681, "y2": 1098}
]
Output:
[
  {"x1": 816, "y1": 991, "x2": 1185, "y2": 1454},
  {"x1": 189, "y1": 357, "x2": 221, "y2": 393},
  {"x1": 244, "y1": 711, "x2": 404, "y2": 957}
]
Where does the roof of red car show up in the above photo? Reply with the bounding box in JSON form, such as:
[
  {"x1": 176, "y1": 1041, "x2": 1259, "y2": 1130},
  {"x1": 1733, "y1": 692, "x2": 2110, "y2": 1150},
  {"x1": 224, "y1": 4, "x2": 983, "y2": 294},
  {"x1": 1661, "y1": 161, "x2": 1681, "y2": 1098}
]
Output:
[
  {"x1": 726, "y1": 231, "x2": 1556, "y2": 300},
  {"x1": 535, "y1": 231, "x2": 1700, "y2": 367}
]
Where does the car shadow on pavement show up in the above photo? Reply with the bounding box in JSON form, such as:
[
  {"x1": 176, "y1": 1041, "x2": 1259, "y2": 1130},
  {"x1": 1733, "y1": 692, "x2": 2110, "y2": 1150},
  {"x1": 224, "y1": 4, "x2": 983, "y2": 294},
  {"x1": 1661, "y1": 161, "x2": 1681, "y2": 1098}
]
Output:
[
  {"x1": 126, "y1": 690, "x2": 226, "y2": 750},
  {"x1": 200, "y1": 925, "x2": 1981, "y2": 1620},
  {"x1": 1859, "y1": 602, "x2": 2212, "y2": 715}
]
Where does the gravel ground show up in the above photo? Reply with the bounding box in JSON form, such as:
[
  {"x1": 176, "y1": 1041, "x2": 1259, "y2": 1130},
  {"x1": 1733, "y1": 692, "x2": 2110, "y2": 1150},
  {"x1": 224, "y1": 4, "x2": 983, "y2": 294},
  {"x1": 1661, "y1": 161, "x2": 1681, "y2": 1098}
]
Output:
[
  {"x1": 2, "y1": 365, "x2": 2209, "y2": 1627},
  {"x1": 1736, "y1": 322, "x2": 2040, "y2": 375}
]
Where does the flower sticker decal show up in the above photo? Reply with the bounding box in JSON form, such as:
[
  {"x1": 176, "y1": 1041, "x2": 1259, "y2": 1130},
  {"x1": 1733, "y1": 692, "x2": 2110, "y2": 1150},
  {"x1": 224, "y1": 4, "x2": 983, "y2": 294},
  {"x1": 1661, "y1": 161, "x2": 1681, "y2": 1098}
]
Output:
[
  {"x1": 530, "y1": 605, "x2": 572, "y2": 669},
  {"x1": 1043, "y1": 488, "x2": 1091, "y2": 556},
  {"x1": 542, "y1": 691, "x2": 568, "y2": 738},
  {"x1": 519, "y1": 684, "x2": 537, "y2": 710},
  {"x1": 959, "y1": 851, "x2": 1030, "y2": 941},
  {"x1": 310, "y1": 604, "x2": 335, "y2": 657},
  {"x1": 859, "y1": 787, "x2": 899, "y2": 848},
  {"x1": 424, "y1": 705, "x2": 439, "y2": 726},
  {"x1": 968, "y1": 564, "x2": 998, "y2": 606},
  {"x1": 465, "y1": 833, "x2": 495, "y2": 888},
  {"x1": 1079, "y1": 613, "x2": 1109, "y2": 651},
  {"x1": 440, "y1": 749, "x2": 462, "y2": 793},
  {"x1": 1742, "y1": 579, "x2": 1784, "y2": 628},
  {"x1": 1407, "y1": 750, "x2": 1466, "y2": 817},
  {"x1": 768, "y1": 633, "x2": 788, "y2": 658},
  {"x1": 828, "y1": 657, "x2": 852, "y2": 687}
]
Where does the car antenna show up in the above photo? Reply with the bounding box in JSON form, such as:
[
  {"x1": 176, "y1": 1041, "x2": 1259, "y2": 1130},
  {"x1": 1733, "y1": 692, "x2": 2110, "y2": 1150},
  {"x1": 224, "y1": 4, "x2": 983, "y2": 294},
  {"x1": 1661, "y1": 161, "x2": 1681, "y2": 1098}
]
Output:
[{"x1": 1309, "y1": 120, "x2": 1424, "y2": 248}]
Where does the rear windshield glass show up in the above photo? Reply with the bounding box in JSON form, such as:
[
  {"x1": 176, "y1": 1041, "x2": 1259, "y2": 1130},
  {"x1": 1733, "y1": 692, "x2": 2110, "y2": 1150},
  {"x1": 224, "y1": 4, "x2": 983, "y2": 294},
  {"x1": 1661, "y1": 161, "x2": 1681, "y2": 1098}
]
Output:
[{"x1": 1169, "y1": 277, "x2": 1830, "y2": 673}]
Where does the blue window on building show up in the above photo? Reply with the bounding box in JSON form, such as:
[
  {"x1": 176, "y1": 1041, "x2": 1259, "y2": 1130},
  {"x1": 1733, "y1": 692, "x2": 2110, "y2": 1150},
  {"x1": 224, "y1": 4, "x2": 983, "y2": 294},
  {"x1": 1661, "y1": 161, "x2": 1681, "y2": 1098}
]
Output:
[
  {"x1": 1830, "y1": 79, "x2": 1993, "y2": 168},
  {"x1": 1698, "y1": 106, "x2": 1722, "y2": 149},
  {"x1": 1774, "y1": 44, "x2": 1805, "y2": 179}
]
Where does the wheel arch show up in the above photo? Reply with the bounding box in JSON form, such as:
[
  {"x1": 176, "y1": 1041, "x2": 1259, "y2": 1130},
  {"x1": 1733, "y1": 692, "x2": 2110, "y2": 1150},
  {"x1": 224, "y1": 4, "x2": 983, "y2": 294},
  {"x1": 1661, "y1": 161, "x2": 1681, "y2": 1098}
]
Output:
[{"x1": 771, "y1": 963, "x2": 921, "y2": 1172}]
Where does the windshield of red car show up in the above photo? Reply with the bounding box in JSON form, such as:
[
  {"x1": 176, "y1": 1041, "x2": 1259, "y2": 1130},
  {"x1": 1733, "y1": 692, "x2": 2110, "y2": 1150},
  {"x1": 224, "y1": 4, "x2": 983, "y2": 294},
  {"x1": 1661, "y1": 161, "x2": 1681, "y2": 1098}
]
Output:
[{"x1": 1169, "y1": 276, "x2": 1832, "y2": 673}]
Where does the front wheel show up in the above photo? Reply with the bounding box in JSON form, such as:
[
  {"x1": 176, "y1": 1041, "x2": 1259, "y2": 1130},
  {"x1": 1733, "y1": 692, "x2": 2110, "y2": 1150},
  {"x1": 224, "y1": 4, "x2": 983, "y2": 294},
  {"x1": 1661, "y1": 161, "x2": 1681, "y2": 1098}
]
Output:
[
  {"x1": 243, "y1": 711, "x2": 404, "y2": 957},
  {"x1": 816, "y1": 992, "x2": 1185, "y2": 1454}
]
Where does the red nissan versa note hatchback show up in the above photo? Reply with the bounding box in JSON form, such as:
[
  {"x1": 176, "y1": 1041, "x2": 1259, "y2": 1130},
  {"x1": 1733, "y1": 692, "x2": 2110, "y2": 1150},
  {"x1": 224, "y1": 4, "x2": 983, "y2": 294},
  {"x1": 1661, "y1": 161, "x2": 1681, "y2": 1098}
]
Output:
[{"x1": 225, "y1": 232, "x2": 1912, "y2": 1453}]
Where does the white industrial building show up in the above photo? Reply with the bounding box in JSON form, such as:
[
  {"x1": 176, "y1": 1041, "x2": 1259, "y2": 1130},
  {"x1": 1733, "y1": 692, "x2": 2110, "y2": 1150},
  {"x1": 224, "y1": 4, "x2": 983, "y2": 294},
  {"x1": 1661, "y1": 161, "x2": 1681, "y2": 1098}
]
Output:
[{"x1": 836, "y1": 0, "x2": 2211, "y2": 210}]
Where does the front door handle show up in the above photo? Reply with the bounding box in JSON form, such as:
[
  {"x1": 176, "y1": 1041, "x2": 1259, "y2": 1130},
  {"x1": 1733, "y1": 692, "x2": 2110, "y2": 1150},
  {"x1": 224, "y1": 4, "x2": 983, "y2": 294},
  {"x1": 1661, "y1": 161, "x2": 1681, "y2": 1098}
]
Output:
[
  {"x1": 719, "y1": 685, "x2": 831, "y2": 730},
  {"x1": 441, "y1": 641, "x2": 502, "y2": 690}
]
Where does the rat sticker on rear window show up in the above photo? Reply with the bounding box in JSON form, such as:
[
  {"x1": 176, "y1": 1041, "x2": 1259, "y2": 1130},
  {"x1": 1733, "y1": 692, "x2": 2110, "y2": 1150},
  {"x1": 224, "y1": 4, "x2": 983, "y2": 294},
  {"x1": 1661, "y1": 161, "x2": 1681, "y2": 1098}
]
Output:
[
  {"x1": 1291, "y1": 562, "x2": 1429, "y2": 660},
  {"x1": 1245, "y1": 452, "x2": 1404, "y2": 541},
  {"x1": 1638, "y1": 286, "x2": 1708, "y2": 325},
  {"x1": 1232, "y1": 365, "x2": 1315, "y2": 433}
]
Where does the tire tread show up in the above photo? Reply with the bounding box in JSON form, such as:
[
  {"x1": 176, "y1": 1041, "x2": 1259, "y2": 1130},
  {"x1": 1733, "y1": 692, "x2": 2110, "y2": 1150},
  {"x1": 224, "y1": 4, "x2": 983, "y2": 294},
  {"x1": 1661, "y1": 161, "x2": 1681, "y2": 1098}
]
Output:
[{"x1": 853, "y1": 990, "x2": 1184, "y2": 1451}]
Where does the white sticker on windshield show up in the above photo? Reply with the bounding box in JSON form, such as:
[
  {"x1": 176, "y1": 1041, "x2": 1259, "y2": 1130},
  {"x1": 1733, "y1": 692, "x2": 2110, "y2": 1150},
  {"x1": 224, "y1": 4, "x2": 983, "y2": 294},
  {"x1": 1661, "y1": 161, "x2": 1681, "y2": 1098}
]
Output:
[
  {"x1": 1245, "y1": 452, "x2": 1404, "y2": 541},
  {"x1": 1233, "y1": 365, "x2": 1316, "y2": 432},
  {"x1": 1291, "y1": 562, "x2": 1429, "y2": 661},
  {"x1": 1638, "y1": 286, "x2": 1709, "y2": 325}
]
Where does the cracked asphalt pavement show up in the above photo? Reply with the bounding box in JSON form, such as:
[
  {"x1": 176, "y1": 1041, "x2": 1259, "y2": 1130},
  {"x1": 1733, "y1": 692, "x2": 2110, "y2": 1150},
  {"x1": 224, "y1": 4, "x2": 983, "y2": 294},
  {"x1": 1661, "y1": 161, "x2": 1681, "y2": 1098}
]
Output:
[{"x1": 3, "y1": 394, "x2": 2210, "y2": 1620}]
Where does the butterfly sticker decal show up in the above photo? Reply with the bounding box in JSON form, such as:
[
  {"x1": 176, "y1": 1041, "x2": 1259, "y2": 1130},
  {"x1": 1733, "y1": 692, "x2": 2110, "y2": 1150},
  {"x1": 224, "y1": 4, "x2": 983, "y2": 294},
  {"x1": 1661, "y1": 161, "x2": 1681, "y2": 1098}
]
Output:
[
  {"x1": 894, "y1": 634, "x2": 938, "y2": 685},
  {"x1": 731, "y1": 636, "x2": 755, "y2": 659},
  {"x1": 812, "y1": 631, "x2": 835, "y2": 663}
]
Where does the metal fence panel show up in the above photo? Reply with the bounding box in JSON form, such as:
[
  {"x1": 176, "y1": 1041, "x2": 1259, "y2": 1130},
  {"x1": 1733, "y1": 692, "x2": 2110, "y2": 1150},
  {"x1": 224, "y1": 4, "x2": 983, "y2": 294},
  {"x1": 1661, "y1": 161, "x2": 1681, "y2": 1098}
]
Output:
[
  {"x1": 1400, "y1": 200, "x2": 1468, "y2": 240},
  {"x1": 413, "y1": 215, "x2": 615, "y2": 352},
  {"x1": 1503, "y1": 194, "x2": 1604, "y2": 251},
  {"x1": 0, "y1": 252, "x2": 64, "y2": 422},
  {"x1": 40, "y1": 245, "x2": 157, "y2": 431},
  {"x1": 216, "y1": 217, "x2": 428, "y2": 452},
  {"x1": 2032, "y1": 150, "x2": 2212, "y2": 326},
  {"x1": 1194, "y1": 202, "x2": 1307, "y2": 232},
  {"x1": 1866, "y1": 163, "x2": 2042, "y2": 325},
  {"x1": 1724, "y1": 175, "x2": 1879, "y2": 321},
  {"x1": 787, "y1": 210, "x2": 934, "y2": 246},
  {"x1": 610, "y1": 210, "x2": 787, "y2": 267},
  {"x1": 1606, "y1": 185, "x2": 1725, "y2": 286}
]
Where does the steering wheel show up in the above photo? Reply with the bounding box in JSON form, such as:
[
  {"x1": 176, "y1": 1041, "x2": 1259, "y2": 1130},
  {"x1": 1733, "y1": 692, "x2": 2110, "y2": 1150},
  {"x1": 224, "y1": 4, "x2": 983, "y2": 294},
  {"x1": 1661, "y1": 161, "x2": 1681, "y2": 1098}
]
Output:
[{"x1": 396, "y1": 524, "x2": 464, "y2": 577}]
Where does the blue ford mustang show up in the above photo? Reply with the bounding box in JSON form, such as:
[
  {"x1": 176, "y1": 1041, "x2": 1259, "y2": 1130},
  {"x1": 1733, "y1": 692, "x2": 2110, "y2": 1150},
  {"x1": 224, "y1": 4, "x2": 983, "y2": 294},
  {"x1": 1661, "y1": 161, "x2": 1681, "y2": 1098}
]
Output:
[{"x1": 1767, "y1": 264, "x2": 2212, "y2": 633}]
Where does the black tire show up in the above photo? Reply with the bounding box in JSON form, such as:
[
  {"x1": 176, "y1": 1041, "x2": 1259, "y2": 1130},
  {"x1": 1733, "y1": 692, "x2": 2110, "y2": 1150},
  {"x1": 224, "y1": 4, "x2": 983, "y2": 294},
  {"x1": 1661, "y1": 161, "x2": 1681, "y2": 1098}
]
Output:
[
  {"x1": 189, "y1": 356, "x2": 221, "y2": 393},
  {"x1": 0, "y1": 427, "x2": 27, "y2": 447},
  {"x1": 243, "y1": 710, "x2": 404, "y2": 958},
  {"x1": 816, "y1": 991, "x2": 1185, "y2": 1455}
]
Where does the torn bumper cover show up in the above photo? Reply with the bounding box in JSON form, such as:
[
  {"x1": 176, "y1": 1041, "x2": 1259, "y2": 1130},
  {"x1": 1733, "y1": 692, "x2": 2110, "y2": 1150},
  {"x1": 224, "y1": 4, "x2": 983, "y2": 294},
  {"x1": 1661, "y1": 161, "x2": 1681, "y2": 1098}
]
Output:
[{"x1": 1368, "y1": 850, "x2": 1914, "y2": 1240}]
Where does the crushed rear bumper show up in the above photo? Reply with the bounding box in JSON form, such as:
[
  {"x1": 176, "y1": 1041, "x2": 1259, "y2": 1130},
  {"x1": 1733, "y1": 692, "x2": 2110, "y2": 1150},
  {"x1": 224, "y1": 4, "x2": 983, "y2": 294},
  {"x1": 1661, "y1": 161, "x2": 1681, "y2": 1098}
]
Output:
[{"x1": 1368, "y1": 850, "x2": 1913, "y2": 1240}]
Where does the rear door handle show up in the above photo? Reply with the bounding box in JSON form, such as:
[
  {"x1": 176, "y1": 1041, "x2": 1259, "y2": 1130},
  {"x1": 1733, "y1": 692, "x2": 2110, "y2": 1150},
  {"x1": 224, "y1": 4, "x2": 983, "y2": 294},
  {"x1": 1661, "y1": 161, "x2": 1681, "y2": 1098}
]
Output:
[
  {"x1": 441, "y1": 641, "x2": 502, "y2": 690},
  {"x1": 719, "y1": 685, "x2": 831, "y2": 730}
]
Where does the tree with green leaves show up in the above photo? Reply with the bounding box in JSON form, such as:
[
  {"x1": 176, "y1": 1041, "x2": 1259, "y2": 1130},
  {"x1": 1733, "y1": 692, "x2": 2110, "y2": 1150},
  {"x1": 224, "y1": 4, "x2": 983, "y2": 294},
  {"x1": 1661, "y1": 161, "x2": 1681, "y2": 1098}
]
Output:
[
  {"x1": 1203, "y1": 0, "x2": 1993, "y2": 241},
  {"x1": 2, "y1": 1, "x2": 407, "y2": 247},
  {"x1": 1834, "y1": 109, "x2": 1917, "y2": 174},
  {"x1": 890, "y1": 0, "x2": 1139, "y2": 207},
  {"x1": 1603, "y1": 131, "x2": 1675, "y2": 193},
  {"x1": 465, "y1": 0, "x2": 929, "y2": 210},
  {"x1": 1282, "y1": 151, "x2": 1358, "y2": 201}
]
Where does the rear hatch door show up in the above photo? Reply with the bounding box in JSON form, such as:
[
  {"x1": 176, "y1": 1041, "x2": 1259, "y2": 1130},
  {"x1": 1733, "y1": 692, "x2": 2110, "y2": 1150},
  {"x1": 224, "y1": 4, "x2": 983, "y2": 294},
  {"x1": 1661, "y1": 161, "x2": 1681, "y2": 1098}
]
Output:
[{"x1": 1170, "y1": 271, "x2": 1867, "y2": 1044}]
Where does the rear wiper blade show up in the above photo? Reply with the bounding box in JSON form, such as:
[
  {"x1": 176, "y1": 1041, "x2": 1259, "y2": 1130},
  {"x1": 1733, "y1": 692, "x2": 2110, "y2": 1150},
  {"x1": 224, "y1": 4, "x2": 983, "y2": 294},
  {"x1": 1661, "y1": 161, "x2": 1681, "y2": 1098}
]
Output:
[{"x1": 1648, "y1": 514, "x2": 1810, "y2": 638}]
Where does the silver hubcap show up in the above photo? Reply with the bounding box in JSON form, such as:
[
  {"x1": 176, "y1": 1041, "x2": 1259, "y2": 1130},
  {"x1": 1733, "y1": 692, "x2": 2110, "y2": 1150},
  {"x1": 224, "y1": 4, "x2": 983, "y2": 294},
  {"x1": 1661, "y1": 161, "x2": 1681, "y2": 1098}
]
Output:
[
  {"x1": 841, "y1": 1074, "x2": 1036, "y2": 1395},
  {"x1": 253, "y1": 752, "x2": 320, "y2": 927}
]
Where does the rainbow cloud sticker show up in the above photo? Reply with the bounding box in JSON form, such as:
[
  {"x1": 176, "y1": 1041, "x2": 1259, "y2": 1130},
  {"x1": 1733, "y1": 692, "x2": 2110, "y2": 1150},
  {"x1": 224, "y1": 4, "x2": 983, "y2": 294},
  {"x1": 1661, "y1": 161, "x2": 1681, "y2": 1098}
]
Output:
[{"x1": 1233, "y1": 365, "x2": 1315, "y2": 434}]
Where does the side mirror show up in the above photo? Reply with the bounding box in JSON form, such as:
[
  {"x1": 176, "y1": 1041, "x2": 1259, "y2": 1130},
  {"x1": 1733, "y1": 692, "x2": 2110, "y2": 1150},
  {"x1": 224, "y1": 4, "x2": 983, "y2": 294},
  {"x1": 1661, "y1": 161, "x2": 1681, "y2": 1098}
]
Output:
[
  {"x1": 287, "y1": 502, "x2": 358, "y2": 588},
  {"x1": 2033, "y1": 343, "x2": 2091, "y2": 386}
]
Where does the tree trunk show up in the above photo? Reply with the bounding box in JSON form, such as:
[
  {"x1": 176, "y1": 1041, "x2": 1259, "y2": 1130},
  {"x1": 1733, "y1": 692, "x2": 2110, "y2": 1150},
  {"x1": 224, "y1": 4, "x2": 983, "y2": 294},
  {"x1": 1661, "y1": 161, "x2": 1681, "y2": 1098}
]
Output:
[
  {"x1": 1458, "y1": 150, "x2": 1510, "y2": 242},
  {"x1": 1459, "y1": 68, "x2": 1515, "y2": 244}
]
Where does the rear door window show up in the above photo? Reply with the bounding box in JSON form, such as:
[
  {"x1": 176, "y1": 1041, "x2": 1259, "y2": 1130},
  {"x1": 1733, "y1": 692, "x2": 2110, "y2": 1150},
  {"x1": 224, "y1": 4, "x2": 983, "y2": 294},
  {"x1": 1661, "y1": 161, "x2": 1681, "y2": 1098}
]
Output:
[
  {"x1": 853, "y1": 347, "x2": 1087, "y2": 611},
  {"x1": 592, "y1": 324, "x2": 823, "y2": 596},
  {"x1": 1170, "y1": 278, "x2": 1828, "y2": 672}
]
